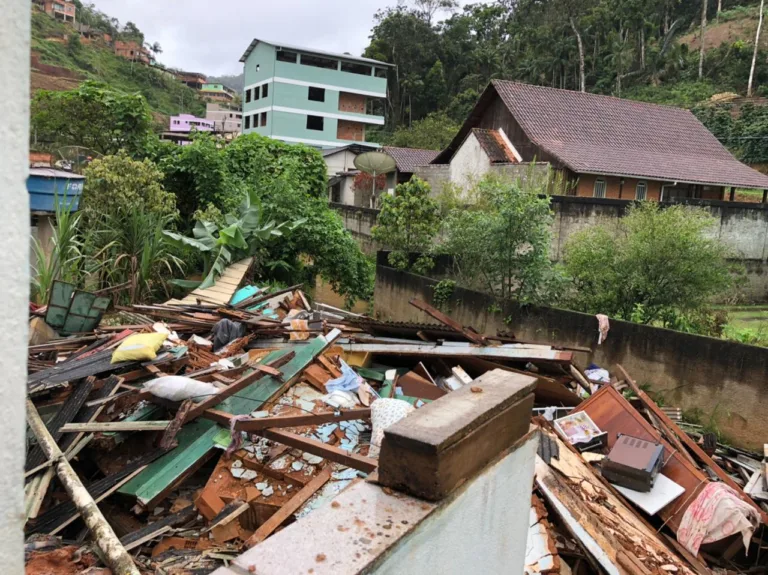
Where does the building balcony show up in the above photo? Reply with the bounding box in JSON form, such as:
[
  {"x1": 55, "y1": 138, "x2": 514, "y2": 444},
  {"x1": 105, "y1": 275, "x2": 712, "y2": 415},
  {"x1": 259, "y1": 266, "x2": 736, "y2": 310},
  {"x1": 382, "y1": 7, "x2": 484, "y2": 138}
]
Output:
[{"x1": 273, "y1": 61, "x2": 387, "y2": 98}]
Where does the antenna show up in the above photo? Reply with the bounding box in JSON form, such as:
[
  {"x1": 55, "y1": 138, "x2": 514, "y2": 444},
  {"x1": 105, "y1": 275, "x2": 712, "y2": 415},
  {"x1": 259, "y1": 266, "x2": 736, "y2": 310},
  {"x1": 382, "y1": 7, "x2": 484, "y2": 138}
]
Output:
[{"x1": 353, "y1": 151, "x2": 397, "y2": 208}]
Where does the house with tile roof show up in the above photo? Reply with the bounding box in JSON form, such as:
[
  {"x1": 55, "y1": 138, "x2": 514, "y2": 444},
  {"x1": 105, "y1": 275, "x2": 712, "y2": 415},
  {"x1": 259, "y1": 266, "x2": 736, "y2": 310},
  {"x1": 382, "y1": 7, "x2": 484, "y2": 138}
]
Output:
[
  {"x1": 324, "y1": 144, "x2": 440, "y2": 207},
  {"x1": 431, "y1": 80, "x2": 768, "y2": 201}
]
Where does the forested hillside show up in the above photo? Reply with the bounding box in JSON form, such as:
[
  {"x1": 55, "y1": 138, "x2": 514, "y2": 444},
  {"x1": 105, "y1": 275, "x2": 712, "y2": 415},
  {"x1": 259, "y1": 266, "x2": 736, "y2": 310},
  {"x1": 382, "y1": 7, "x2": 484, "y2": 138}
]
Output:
[
  {"x1": 365, "y1": 0, "x2": 768, "y2": 160},
  {"x1": 31, "y1": 3, "x2": 205, "y2": 118}
]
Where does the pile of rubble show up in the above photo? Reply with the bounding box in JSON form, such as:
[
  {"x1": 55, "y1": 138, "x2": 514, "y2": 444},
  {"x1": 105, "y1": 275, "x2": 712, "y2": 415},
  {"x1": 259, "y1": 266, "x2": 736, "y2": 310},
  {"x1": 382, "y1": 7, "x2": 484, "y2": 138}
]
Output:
[{"x1": 24, "y1": 265, "x2": 768, "y2": 574}]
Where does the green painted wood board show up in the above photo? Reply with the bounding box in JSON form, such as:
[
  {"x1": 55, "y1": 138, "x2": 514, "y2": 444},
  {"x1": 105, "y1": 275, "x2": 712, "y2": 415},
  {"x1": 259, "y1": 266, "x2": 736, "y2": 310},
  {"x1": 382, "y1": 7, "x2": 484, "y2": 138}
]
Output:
[{"x1": 118, "y1": 338, "x2": 331, "y2": 505}]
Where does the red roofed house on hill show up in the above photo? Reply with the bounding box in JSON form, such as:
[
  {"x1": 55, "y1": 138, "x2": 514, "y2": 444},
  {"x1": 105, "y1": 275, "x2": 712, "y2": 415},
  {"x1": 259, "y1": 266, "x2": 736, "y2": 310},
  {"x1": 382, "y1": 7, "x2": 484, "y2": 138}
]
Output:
[{"x1": 430, "y1": 80, "x2": 768, "y2": 202}]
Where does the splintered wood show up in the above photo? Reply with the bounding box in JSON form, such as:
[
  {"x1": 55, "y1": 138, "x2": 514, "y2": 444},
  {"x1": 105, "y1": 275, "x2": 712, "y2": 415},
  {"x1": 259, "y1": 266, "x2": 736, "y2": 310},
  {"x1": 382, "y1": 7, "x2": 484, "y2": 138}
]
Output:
[{"x1": 535, "y1": 428, "x2": 694, "y2": 575}]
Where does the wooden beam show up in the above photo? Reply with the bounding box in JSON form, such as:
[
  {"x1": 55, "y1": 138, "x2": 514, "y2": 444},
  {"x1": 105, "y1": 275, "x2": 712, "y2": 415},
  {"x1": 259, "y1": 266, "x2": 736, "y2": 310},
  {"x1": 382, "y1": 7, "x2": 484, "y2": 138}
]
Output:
[
  {"x1": 257, "y1": 429, "x2": 377, "y2": 473},
  {"x1": 60, "y1": 421, "x2": 172, "y2": 433},
  {"x1": 26, "y1": 399, "x2": 140, "y2": 575},
  {"x1": 409, "y1": 298, "x2": 487, "y2": 345},
  {"x1": 230, "y1": 409, "x2": 371, "y2": 432},
  {"x1": 245, "y1": 467, "x2": 333, "y2": 548},
  {"x1": 182, "y1": 351, "x2": 296, "y2": 423},
  {"x1": 617, "y1": 365, "x2": 768, "y2": 525},
  {"x1": 339, "y1": 342, "x2": 572, "y2": 363}
]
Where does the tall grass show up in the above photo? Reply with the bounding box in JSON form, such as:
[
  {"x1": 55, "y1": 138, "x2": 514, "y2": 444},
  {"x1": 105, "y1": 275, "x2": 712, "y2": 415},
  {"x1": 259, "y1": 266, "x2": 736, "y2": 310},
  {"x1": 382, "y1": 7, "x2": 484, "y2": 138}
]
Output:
[
  {"x1": 32, "y1": 195, "x2": 85, "y2": 305},
  {"x1": 86, "y1": 209, "x2": 185, "y2": 304}
]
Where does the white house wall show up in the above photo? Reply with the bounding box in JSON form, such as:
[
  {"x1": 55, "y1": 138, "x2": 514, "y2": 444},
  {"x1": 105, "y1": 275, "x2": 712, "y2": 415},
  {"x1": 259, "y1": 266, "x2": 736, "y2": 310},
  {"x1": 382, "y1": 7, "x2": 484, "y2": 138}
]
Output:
[
  {"x1": 324, "y1": 149, "x2": 358, "y2": 176},
  {"x1": 450, "y1": 132, "x2": 492, "y2": 191}
]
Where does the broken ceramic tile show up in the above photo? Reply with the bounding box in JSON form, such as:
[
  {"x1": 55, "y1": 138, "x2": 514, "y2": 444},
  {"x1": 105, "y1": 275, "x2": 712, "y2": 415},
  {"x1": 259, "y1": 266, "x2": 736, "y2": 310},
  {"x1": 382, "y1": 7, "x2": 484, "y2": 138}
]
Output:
[{"x1": 302, "y1": 452, "x2": 324, "y2": 465}]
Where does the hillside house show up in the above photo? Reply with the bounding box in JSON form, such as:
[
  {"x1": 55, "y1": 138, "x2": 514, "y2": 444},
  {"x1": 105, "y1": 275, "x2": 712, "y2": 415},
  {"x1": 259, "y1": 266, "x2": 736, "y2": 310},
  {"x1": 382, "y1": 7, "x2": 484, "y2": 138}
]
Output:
[
  {"x1": 428, "y1": 80, "x2": 768, "y2": 201},
  {"x1": 40, "y1": 0, "x2": 76, "y2": 23},
  {"x1": 239, "y1": 39, "x2": 393, "y2": 148},
  {"x1": 381, "y1": 146, "x2": 440, "y2": 188},
  {"x1": 206, "y1": 104, "x2": 242, "y2": 138},
  {"x1": 161, "y1": 114, "x2": 214, "y2": 146},
  {"x1": 201, "y1": 83, "x2": 237, "y2": 103},
  {"x1": 325, "y1": 145, "x2": 439, "y2": 207},
  {"x1": 176, "y1": 71, "x2": 207, "y2": 91},
  {"x1": 114, "y1": 40, "x2": 151, "y2": 65}
]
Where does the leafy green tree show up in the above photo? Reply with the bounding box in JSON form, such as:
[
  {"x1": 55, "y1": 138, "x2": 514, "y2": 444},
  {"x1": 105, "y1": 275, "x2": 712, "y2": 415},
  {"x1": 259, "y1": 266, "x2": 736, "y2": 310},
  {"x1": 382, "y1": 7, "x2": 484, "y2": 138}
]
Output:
[
  {"x1": 153, "y1": 134, "x2": 373, "y2": 304},
  {"x1": 31, "y1": 82, "x2": 153, "y2": 156},
  {"x1": 149, "y1": 134, "x2": 243, "y2": 224},
  {"x1": 442, "y1": 174, "x2": 558, "y2": 303},
  {"x1": 386, "y1": 112, "x2": 459, "y2": 150},
  {"x1": 372, "y1": 178, "x2": 441, "y2": 272},
  {"x1": 224, "y1": 134, "x2": 328, "y2": 199},
  {"x1": 165, "y1": 190, "x2": 303, "y2": 290},
  {"x1": 82, "y1": 151, "x2": 177, "y2": 221},
  {"x1": 562, "y1": 202, "x2": 737, "y2": 330}
]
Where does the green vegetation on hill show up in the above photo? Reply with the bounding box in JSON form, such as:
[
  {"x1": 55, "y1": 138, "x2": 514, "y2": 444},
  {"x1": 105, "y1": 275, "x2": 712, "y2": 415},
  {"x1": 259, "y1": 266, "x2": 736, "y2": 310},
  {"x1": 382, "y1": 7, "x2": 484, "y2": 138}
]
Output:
[
  {"x1": 31, "y1": 10, "x2": 204, "y2": 118},
  {"x1": 366, "y1": 0, "x2": 768, "y2": 153}
]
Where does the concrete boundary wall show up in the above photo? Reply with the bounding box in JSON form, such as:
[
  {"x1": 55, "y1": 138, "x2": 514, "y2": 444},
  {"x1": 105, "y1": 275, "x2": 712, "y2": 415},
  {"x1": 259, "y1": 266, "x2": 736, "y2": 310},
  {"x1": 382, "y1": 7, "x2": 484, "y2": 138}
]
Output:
[
  {"x1": 334, "y1": 196, "x2": 768, "y2": 301},
  {"x1": 374, "y1": 265, "x2": 768, "y2": 450}
]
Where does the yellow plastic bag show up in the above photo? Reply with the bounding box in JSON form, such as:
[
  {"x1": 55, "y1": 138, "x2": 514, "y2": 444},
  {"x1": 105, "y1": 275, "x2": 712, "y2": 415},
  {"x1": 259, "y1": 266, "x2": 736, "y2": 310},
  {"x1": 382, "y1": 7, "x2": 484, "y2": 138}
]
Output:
[{"x1": 111, "y1": 333, "x2": 168, "y2": 364}]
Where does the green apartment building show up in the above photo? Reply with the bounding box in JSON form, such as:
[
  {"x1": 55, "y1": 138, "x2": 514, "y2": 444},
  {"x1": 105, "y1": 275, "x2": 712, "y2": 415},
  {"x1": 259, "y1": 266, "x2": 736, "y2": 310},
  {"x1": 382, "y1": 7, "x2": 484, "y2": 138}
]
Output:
[{"x1": 239, "y1": 39, "x2": 392, "y2": 148}]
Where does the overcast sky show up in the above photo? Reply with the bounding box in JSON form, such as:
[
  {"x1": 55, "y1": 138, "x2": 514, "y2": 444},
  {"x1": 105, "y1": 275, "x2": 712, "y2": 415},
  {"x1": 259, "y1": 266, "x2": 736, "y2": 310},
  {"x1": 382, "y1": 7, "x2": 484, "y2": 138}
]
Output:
[{"x1": 88, "y1": 1, "x2": 482, "y2": 77}]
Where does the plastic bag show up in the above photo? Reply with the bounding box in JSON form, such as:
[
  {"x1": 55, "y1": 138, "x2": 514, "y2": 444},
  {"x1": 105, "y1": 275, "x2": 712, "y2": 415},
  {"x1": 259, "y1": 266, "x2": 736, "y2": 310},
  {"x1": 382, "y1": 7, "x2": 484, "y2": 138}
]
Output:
[
  {"x1": 111, "y1": 333, "x2": 167, "y2": 364},
  {"x1": 143, "y1": 376, "x2": 220, "y2": 402}
]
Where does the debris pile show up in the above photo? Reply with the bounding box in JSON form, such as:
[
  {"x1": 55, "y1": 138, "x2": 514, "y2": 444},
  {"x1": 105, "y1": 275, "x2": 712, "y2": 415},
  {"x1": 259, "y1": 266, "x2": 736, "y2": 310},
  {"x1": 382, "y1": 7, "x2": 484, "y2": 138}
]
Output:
[{"x1": 24, "y1": 269, "x2": 768, "y2": 574}]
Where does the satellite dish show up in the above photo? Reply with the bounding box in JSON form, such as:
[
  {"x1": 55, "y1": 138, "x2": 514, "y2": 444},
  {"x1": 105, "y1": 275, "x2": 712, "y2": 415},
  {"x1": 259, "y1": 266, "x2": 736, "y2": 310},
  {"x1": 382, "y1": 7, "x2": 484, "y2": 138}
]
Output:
[
  {"x1": 354, "y1": 152, "x2": 397, "y2": 175},
  {"x1": 354, "y1": 152, "x2": 397, "y2": 208}
]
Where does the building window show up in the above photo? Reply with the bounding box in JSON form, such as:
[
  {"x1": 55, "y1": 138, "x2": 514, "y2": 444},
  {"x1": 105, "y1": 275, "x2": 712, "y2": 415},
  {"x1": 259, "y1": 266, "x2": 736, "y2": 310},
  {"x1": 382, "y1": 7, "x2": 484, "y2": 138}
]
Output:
[
  {"x1": 261, "y1": 112, "x2": 267, "y2": 127},
  {"x1": 253, "y1": 87, "x2": 260, "y2": 101},
  {"x1": 307, "y1": 115, "x2": 324, "y2": 131},
  {"x1": 330, "y1": 182, "x2": 342, "y2": 203},
  {"x1": 636, "y1": 181, "x2": 647, "y2": 201},
  {"x1": 301, "y1": 53, "x2": 338, "y2": 70},
  {"x1": 341, "y1": 61, "x2": 372, "y2": 76},
  {"x1": 245, "y1": 115, "x2": 251, "y2": 130},
  {"x1": 308, "y1": 87, "x2": 325, "y2": 102},
  {"x1": 375, "y1": 67, "x2": 388, "y2": 78},
  {"x1": 276, "y1": 50, "x2": 298, "y2": 63},
  {"x1": 262, "y1": 84, "x2": 269, "y2": 99},
  {"x1": 593, "y1": 178, "x2": 607, "y2": 199}
]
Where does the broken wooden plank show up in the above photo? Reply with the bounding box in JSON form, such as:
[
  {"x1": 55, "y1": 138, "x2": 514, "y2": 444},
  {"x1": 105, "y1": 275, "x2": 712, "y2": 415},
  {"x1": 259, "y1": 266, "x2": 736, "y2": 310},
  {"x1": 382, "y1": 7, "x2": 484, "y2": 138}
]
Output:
[
  {"x1": 575, "y1": 385, "x2": 708, "y2": 534},
  {"x1": 26, "y1": 399, "x2": 140, "y2": 575},
  {"x1": 397, "y1": 371, "x2": 446, "y2": 401},
  {"x1": 61, "y1": 376, "x2": 123, "y2": 455},
  {"x1": 226, "y1": 409, "x2": 372, "y2": 432},
  {"x1": 257, "y1": 429, "x2": 377, "y2": 473},
  {"x1": 535, "y1": 427, "x2": 695, "y2": 575},
  {"x1": 60, "y1": 421, "x2": 172, "y2": 433},
  {"x1": 119, "y1": 332, "x2": 343, "y2": 507},
  {"x1": 120, "y1": 506, "x2": 197, "y2": 552},
  {"x1": 339, "y1": 342, "x2": 573, "y2": 363},
  {"x1": 409, "y1": 298, "x2": 488, "y2": 345},
  {"x1": 617, "y1": 365, "x2": 768, "y2": 525},
  {"x1": 26, "y1": 377, "x2": 95, "y2": 470},
  {"x1": 159, "y1": 399, "x2": 194, "y2": 450},
  {"x1": 182, "y1": 349, "x2": 298, "y2": 424},
  {"x1": 245, "y1": 467, "x2": 333, "y2": 548}
]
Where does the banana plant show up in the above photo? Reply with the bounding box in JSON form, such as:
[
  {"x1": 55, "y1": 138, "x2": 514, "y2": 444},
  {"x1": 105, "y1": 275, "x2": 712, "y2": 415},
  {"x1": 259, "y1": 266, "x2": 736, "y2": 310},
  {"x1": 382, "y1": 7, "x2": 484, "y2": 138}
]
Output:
[{"x1": 165, "y1": 190, "x2": 304, "y2": 290}]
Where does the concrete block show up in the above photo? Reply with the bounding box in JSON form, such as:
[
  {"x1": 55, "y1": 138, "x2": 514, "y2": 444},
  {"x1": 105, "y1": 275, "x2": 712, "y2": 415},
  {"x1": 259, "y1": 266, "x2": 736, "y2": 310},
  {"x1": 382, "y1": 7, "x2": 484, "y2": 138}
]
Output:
[{"x1": 378, "y1": 369, "x2": 536, "y2": 500}]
